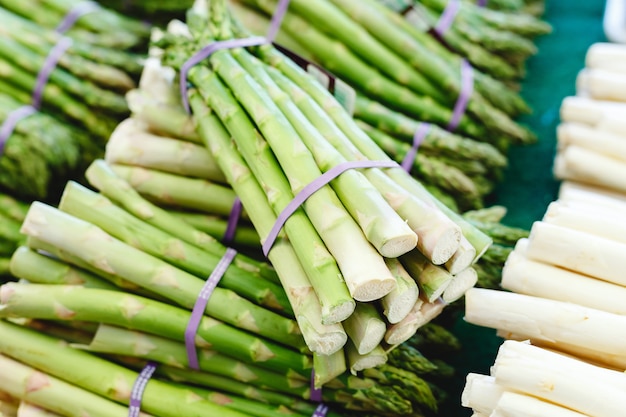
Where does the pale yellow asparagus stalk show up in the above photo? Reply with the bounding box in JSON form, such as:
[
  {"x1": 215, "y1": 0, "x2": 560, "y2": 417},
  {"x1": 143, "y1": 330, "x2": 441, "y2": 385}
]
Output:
[
  {"x1": 384, "y1": 298, "x2": 446, "y2": 346},
  {"x1": 380, "y1": 258, "x2": 419, "y2": 324},
  {"x1": 491, "y1": 391, "x2": 590, "y2": 417},
  {"x1": 558, "y1": 123, "x2": 626, "y2": 163},
  {"x1": 502, "y1": 239, "x2": 626, "y2": 315},
  {"x1": 585, "y1": 42, "x2": 626, "y2": 73},
  {"x1": 465, "y1": 288, "x2": 626, "y2": 369},
  {"x1": 559, "y1": 96, "x2": 626, "y2": 127},
  {"x1": 576, "y1": 68, "x2": 626, "y2": 101},
  {"x1": 496, "y1": 328, "x2": 626, "y2": 370},
  {"x1": 558, "y1": 180, "x2": 626, "y2": 208},
  {"x1": 461, "y1": 373, "x2": 506, "y2": 416},
  {"x1": 442, "y1": 267, "x2": 478, "y2": 303},
  {"x1": 554, "y1": 144, "x2": 626, "y2": 193},
  {"x1": 525, "y1": 220, "x2": 626, "y2": 287},
  {"x1": 491, "y1": 340, "x2": 626, "y2": 417},
  {"x1": 543, "y1": 201, "x2": 626, "y2": 243},
  {"x1": 105, "y1": 118, "x2": 225, "y2": 183},
  {"x1": 342, "y1": 303, "x2": 386, "y2": 355},
  {"x1": 346, "y1": 343, "x2": 387, "y2": 375}
]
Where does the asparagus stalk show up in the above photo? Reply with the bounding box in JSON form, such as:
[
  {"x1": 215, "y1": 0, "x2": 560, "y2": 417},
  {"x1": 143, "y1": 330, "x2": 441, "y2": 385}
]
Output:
[
  {"x1": 501, "y1": 240, "x2": 626, "y2": 315},
  {"x1": 490, "y1": 340, "x2": 626, "y2": 417},
  {"x1": 524, "y1": 220, "x2": 626, "y2": 287},
  {"x1": 19, "y1": 203, "x2": 306, "y2": 351},
  {"x1": 0, "y1": 283, "x2": 312, "y2": 375},
  {"x1": 380, "y1": 258, "x2": 419, "y2": 324},
  {"x1": 465, "y1": 288, "x2": 626, "y2": 369},
  {"x1": 188, "y1": 90, "x2": 351, "y2": 349},
  {"x1": 342, "y1": 303, "x2": 386, "y2": 355},
  {"x1": 384, "y1": 298, "x2": 446, "y2": 345},
  {"x1": 442, "y1": 266, "x2": 478, "y2": 303},
  {"x1": 80, "y1": 324, "x2": 311, "y2": 397},
  {"x1": 9, "y1": 246, "x2": 118, "y2": 290},
  {"x1": 84, "y1": 160, "x2": 278, "y2": 283},
  {"x1": 58, "y1": 181, "x2": 292, "y2": 314},
  {"x1": 17, "y1": 402, "x2": 74, "y2": 417},
  {"x1": 346, "y1": 342, "x2": 387, "y2": 375},
  {"x1": 105, "y1": 118, "x2": 226, "y2": 183},
  {"x1": 231, "y1": 45, "x2": 419, "y2": 258},
  {"x1": 0, "y1": 353, "x2": 132, "y2": 417},
  {"x1": 401, "y1": 250, "x2": 454, "y2": 302},
  {"x1": 0, "y1": 320, "x2": 253, "y2": 417}
]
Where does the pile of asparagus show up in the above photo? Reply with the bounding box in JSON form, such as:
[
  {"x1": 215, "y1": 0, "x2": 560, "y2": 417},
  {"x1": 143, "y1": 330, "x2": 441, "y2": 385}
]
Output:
[
  {"x1": 0, "y1": 1, "x2": 149, "y2": 200},
  {"x1": 226, "y1": 0, "x2": 550, "y2": 210},
  {"x1": 461, "y1": 41, "x2": 626, "y2": 416}
]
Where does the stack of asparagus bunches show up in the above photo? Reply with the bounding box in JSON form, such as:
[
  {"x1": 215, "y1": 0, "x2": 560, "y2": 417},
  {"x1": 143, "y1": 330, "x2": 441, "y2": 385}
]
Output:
[
  {"x1": 229, "y1": 0, "x2": 545, "y2": 149},
  {"x1": 0, "y1": 2, "x2": 148, "y2": 200}
]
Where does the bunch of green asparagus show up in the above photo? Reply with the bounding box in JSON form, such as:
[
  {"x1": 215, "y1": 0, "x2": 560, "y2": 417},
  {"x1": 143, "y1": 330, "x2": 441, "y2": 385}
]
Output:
[
  {"x1": 0, "y1": 1, "x2": 149, "y2": 199},
  {"x1": 230, "y1": 0, "x2": 545, "y2": 147}
]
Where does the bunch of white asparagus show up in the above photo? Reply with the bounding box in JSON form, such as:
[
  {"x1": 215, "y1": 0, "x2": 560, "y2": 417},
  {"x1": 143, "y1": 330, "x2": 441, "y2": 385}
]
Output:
[
  {"x1": 554, "y1": 42, "x2": 626, "y2": 193},
  {"x1": 461, "y1": 41, "x2": 626, "y2": 417}
]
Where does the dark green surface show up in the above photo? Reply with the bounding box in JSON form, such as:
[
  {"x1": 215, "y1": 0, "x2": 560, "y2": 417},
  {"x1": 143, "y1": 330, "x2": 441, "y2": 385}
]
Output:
[{"x1": 444, "y1": 1, "x2": 608, "y2": 416}]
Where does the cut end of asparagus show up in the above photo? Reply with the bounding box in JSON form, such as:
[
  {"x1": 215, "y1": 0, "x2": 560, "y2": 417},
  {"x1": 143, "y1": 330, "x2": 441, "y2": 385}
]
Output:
[
  {"x1": 445, "y1": 237, "x2": 477, "y2": 274},
  {"x1": 377, "y1": 233, "x2": 418, "y2": 259},
  {"x1": 350, "y1": 277, "x2": 397, "y2": 302},
  {"x1": 383, "y1": 286, "x2": 420, "y2": 325},
  {"x1": 442, "y1": 267, "x2": 478, "y2": 304},
  {"x1": 422, "y1": 227, "x2": 463, "y2": 266},
  {"x1": 322, "y1": 299, "x2": 357, "y2": 325}
]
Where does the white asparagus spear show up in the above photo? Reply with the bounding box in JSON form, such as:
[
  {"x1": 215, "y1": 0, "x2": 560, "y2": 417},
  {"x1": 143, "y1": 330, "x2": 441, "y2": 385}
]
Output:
[
  {"x1": 492, "y1": 340, "x2": 626, "y2": 417},
  {"x1": 442, "y1": 267, "x2": 478, "y2": 304},
  {"x1": 525, "y1": 220, "x2": 626, "y2": 286},
  {"x1": 576, "y1": 68, "x2": 626, "y2": 102},
  {"x1": 586, "y1": 42, "x2": 626, "y2": 73},
  {"x1": 560, "y1": 95, "x2": 626, "y2": 126},
  {"x1": 17, "y1": 402, "x2": 64, "y2": 417},
  {"x1": 491, "y1": 391, "x2": 590, "y2": 417},
  {"x1": 557, "y1": 123, "x2": 626, "y2": 163},
  {"x1": 558, "y1": 180, "x2": 626, "y2": 208},
  {"x1": 461, "y1": 373, "x2": 506, "y2": 415},
  {"x1": 554, "y1": 144, "x2": 626, "y2": 193},
  {"x1": 502, "y1": 246, "x2": 626, "y2": 315},
  {"x1": 542, "y1": 200, "x2": 626, "y2": 244},
  {"x1": 464, "y1": 288, "x2": 626, "y2": 365},
  {"x1": 496, "y1": 329, "x2": 626, "y2": 370}
]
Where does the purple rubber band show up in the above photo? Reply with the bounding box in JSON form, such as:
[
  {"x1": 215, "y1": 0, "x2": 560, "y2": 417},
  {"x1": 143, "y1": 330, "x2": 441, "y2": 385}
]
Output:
[
  {"x1": 223, "y1": 197, "x2": 243, "y2": 245},
  {"x1": 477, "y1": 0, "x2": 488, "y2": 6},
  {"x1": 401, "y1": 123, "x2": 431, "y2": 171},
  {"x1": 0, "y1": 105, "x2": 36, "y2": 156},
  {"x1": 180, "y1": 0, "x2": 292, "y2": 113},
  {"x1": 434, "y1": 0, "x2": 460, "y2": 36},
  {"x1": 310, "y1": 369, "x2": 323, "y2": 402},
  {"x1": 32, "y1": 37, "x2": 73, "y2": 109},
  {"x1": 128, "y1": 361, "x2": 157, "y2": 417},
  {"x1": 446, "y1": 59, "x2": 474, "y2": 132},
  {"x1": 262, "y1": 160, "x2": 398, "y2": 257},
  {"x1": 55, "y1": 1, "x2": 100, "y2": 34},
  {"x1": 184, "y1": 247, "x2": 238, "y2": 369}
]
